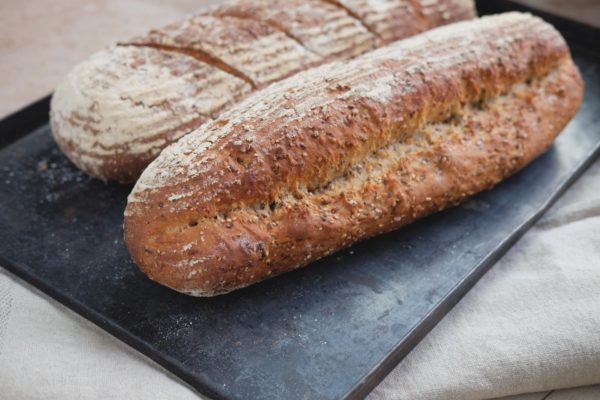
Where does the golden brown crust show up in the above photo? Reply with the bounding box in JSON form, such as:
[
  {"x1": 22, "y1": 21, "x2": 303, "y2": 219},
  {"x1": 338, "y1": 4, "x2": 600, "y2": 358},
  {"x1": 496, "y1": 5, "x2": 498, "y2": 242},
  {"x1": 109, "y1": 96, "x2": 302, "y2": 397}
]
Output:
[
  {"x1": 124, "y1": 12, "x2": 583, "y2": 296},
  {"x1": 50, "y1": 0, "x2": 476, "y2": 183}
]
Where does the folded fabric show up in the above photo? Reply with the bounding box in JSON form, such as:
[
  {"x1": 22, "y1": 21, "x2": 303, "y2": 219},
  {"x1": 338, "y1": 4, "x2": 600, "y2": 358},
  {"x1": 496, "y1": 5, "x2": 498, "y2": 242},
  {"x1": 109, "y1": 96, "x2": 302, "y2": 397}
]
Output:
[
  {"x1": 0, "y1": 268, "x2": 201, "y2": 400},
  {"x1": 499, "y1": 384, "x2": 600, "y2": 400},
  {"x1": 369, "y1": 158, "x2": 600, "y2": 400}
]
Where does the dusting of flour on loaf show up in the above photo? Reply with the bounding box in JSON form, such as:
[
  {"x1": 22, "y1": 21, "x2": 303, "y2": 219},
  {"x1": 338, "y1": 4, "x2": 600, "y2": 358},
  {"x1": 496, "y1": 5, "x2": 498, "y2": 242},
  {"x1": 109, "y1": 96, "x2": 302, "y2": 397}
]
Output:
[
  {"x1": 51, "y1": 45, "x2": 251, "y2": 171},
  {"x1": 127, "y1": 14, "x2": 321, "y2": 87},
  {"x1": 130, "y1": 12, "x2": 563, "y2": 208},
  {"x1": 243, "y1": 0, "x2": 378, "y2": 59}
]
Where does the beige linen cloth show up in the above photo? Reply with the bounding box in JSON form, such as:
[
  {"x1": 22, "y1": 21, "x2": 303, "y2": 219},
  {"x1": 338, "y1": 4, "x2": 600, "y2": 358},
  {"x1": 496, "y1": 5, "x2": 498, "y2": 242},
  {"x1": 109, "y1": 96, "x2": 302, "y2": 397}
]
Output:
[{"x1": 1, "y1": 0, "x2": 600, "y2": 399}]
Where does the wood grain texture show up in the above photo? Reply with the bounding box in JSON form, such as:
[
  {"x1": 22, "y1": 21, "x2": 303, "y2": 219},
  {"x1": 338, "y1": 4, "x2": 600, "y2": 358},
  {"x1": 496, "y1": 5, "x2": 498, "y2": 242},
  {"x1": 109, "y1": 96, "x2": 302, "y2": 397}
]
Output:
[
  {"x1": 124, "y1": 12, "x2": 584, "y2": 296},
  {"x1": 49, "y1": 0, "x2": 476, "y2": 182}
]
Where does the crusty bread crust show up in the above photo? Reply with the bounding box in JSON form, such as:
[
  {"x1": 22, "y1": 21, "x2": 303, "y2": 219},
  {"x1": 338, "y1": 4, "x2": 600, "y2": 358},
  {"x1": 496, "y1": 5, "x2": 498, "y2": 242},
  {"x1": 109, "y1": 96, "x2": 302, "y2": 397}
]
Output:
[
  {"x1": 124, "y1": 12, "x2": 583, "y2": 296},
  {"x1": 212, "y1": 0, "x2": 379, "y2": 61},
  {"x1": 50, "y1": 0, "x2": 476, "y2": 183},
  {"x1": 50, "y1": 46, "x2": 252, "y2": 182},
  {"x1": 324, "y1": 0, "x2": 475, "y2": 43}
]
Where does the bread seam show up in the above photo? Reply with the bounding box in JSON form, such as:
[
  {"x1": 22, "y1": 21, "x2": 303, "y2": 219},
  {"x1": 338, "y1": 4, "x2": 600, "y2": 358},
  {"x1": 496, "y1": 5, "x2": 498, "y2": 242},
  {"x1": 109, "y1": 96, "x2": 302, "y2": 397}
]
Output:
[
  {"x1": 211, "y1": 1, "x2": 381, "y2": 62},
  {"x1": 321, "y1": 0, "x2": 384, "y2": 39},
  {"x1": 210, "y1": 11, "x2": 322, "y2": 60},
  {"x1": 119, "y1": 43, "x2": 258, "y2": 89}
]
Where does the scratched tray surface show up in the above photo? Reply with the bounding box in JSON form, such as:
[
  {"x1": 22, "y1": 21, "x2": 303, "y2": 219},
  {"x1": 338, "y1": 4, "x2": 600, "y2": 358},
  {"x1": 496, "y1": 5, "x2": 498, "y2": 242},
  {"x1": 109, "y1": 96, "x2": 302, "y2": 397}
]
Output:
[{"x1": 1, "y1": 8, "x2": 599, "y2": 400}]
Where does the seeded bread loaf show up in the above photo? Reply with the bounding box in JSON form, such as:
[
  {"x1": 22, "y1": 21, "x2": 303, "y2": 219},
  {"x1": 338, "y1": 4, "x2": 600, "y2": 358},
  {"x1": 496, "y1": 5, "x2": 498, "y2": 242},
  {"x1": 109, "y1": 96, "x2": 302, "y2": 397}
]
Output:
[
  {"x1": 124, "y1": 12, "x2": 583, "y2": 296},
  {"x1": 50, "y1": 0, "x2": 476, "y2": 183}
]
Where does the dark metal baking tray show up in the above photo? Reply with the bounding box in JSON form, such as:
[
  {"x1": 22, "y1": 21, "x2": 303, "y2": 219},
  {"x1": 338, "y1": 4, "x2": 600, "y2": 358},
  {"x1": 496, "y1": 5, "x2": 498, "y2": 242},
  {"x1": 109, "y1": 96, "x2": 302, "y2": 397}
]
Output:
[{"x1": 0, "y1": 1, "x2": 598, "y2": 399}]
